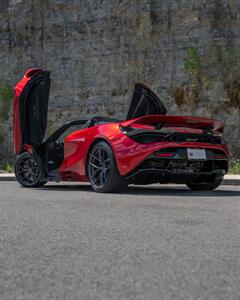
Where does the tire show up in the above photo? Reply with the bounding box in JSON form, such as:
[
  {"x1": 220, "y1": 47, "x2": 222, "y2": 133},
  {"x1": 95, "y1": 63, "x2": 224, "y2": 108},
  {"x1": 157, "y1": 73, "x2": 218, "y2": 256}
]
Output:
[
  {"x1": 87, "y1": 141, "x2": 128, "y2": 193},
  {"x1": 14, "y1": 152, "x2": 47, "y2": 188},
  {"x1": 186, "y1": 178, "x2": 223, "y2": 191}
]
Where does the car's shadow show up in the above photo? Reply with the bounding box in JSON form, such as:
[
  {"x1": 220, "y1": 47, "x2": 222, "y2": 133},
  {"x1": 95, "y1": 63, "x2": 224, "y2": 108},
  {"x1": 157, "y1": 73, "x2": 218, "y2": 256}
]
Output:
[{"x1": 38, "y1": 184, "x2": 240, "y2": 197}]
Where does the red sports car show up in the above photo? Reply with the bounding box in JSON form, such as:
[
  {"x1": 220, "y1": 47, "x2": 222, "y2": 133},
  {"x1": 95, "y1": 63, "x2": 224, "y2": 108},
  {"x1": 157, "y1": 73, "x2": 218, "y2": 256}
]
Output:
[{"x1": 13, "y1": 69, "x2": 229, "y2": 192}]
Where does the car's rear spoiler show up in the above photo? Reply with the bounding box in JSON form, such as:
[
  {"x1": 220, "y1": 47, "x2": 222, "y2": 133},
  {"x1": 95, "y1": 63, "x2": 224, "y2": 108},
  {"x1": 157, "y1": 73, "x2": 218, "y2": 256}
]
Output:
[{"x1": 120, "y1": 115, "x2": 224, "y2": 133}]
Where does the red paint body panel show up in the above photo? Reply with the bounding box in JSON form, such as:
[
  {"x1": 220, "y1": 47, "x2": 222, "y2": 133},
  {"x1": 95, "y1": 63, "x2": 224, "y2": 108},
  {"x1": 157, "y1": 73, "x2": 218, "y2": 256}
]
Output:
[
  {"x1": 59, "y1": 124, "x2": 121, "y2": 181},
  {"x1": 59, "y1": 122, "x2": 229, "y2": 180}
]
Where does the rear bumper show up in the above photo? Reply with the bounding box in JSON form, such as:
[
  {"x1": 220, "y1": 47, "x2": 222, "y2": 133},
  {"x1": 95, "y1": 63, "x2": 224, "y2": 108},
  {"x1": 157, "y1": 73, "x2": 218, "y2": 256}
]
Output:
[
  {"x1": 121, "y1": 146, "x2": 228, "y2": 184},
  {"x1": 125, "y1": 168, "x2": 225, "y2": 184},
  {"x1": 111, "y1": 134, "x2": 230, "y2": 176}
]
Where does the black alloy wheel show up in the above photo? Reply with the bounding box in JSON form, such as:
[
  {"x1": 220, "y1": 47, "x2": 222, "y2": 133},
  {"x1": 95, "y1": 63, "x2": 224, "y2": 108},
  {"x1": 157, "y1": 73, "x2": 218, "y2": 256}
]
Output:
[
  {"x1": 88, "y1": 141, "x2": 128, "y2": 193},
  {"x1": 14, "y1": 152, "x2": 47, "y2": 187}
]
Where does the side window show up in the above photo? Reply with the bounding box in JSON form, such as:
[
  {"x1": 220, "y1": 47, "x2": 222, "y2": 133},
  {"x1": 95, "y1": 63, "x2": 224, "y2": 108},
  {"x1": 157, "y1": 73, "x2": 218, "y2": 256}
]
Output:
[{"x1": 57, "y1": 123, "x2": 87, "y2": 142}]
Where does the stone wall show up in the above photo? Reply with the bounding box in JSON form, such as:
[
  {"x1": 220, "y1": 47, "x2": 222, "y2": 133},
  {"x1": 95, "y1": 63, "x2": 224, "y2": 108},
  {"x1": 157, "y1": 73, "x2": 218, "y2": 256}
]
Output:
[{"x1": 0, "y1": 0, "x2": 239, "y2": 162}]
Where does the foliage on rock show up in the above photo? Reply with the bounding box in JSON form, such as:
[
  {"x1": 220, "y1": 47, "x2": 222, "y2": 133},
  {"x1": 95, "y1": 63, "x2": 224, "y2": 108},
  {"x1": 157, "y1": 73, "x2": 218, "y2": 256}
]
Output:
[
  {"x1": 172, "y1": 46, "x2": 205, "y2": 111},
  {"x1": 0, "y1": 82, "x2": 13, "y2": 121},
  {"x1": 219, "y1": 48, "x2": 240, "y2": 107}
]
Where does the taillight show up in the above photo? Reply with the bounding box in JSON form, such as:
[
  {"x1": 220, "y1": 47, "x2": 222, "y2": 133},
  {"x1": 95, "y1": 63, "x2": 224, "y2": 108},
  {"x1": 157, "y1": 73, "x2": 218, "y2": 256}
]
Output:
[
  {"x1": 155, "y1": 153, "x2": 175, "y2": 158},
  {"x1": 214, "y1": 154, "x2": 227, "y2": 160}
]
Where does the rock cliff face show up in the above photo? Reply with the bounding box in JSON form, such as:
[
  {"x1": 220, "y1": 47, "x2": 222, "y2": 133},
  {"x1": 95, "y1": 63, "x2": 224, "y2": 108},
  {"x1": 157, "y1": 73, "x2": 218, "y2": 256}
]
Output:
[{"x1": 0, "y1": 0, "x2": 239, "y2": 161}]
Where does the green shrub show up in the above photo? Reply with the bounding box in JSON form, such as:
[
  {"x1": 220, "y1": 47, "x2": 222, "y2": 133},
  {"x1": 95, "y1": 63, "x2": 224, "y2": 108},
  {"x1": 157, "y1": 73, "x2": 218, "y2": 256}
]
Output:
[
  {"x1": 229, "y1": 160, "x2": 240, "y2": 175},
  {"x1": 0, "y1": 162, "x2": 14, "y2": 173},
  {"x1": 184, "y1": 46, "x2": 201, "y2": 87},
  {"x1": 172, "y1": 46, "x2": 203, "y2": 112},
  {"x1": 219, "y1": 48, "x2": 240, "y2": 107},
  {"x1": 5, "y1": 163, "x2": 14, "y2": 173}
]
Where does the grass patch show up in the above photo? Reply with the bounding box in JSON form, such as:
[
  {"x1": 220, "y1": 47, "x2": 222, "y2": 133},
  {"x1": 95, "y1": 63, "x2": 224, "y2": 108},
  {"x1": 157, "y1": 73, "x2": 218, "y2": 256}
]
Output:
[
  {"x1": 0, "y1": 162, "x2": 14, "y2": 173},
  {"x1": 229, "y1": 160, "x2": 240, "y2": 175}
]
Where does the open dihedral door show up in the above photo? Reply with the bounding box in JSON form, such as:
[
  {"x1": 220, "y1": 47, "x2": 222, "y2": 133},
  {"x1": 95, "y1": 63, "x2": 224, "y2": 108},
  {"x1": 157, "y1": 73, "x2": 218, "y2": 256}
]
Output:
[
  {"x1": 13, "y1": 69, "x2": 51, "y2": 154},
  {"x1": 126, "y1": 83, "x2": 167, "y2": 120}
]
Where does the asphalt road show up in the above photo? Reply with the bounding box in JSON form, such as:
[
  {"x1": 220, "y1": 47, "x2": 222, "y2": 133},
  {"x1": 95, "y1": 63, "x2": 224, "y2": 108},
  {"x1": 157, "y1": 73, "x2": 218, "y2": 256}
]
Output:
[{"x1": 0, "y1": 182, "x2": 240, "y2": 300}]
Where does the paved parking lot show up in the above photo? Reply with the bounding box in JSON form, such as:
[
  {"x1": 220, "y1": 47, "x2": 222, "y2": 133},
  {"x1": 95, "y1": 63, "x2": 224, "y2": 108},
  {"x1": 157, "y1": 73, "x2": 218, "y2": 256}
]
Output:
[{"x1": 0, "y1": 181, "x2": 240, "y2": 300}]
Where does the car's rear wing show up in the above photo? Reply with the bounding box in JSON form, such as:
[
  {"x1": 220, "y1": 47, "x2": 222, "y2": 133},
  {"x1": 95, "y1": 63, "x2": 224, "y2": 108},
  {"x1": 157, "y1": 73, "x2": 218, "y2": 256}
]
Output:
[{"x1": 120, "y1": 115, "x2": 224, "y2": 133}]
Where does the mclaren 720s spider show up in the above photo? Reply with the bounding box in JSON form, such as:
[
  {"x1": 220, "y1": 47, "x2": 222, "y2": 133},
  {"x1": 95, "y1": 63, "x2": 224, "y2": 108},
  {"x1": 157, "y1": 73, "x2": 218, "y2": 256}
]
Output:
[{"x1": 13, "y1": 69, "x2": 229, "y2": 192}]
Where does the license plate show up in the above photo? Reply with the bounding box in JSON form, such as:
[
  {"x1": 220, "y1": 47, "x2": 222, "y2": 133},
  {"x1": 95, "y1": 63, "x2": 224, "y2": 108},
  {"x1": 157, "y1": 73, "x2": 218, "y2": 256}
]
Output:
[{"x1": 187, "y1": 148, "x2": 207, "y2": 160}]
